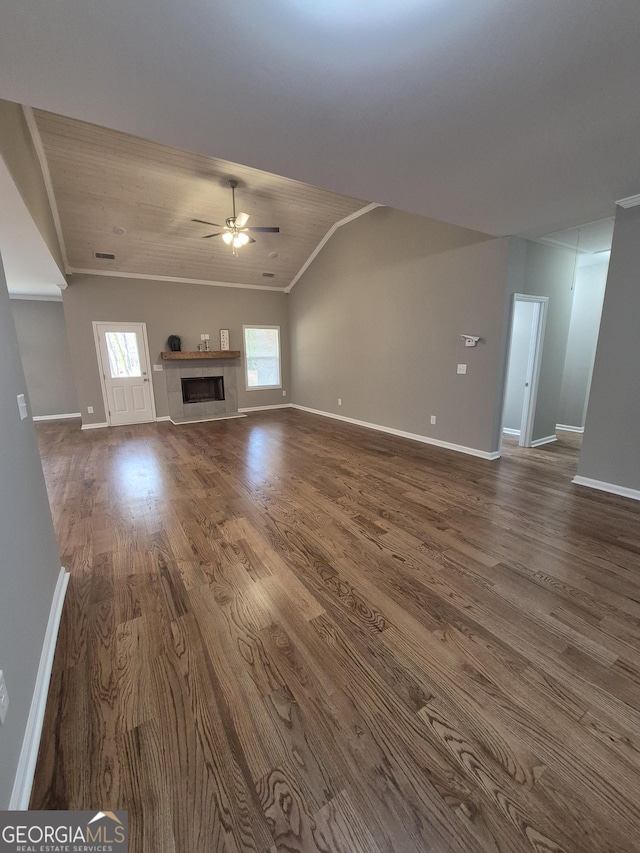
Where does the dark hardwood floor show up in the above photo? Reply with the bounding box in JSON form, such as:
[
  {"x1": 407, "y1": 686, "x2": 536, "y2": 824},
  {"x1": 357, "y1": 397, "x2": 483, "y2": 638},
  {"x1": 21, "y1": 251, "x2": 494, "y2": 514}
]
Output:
[{"x1": 31, "y1": 411, "x2": 640, "y2": 852}]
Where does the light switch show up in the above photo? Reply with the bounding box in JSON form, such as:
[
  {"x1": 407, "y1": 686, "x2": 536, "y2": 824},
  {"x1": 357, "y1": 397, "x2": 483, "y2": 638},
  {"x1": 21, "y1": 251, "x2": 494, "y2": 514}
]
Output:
[
  {"x1": 0, "y1": 670, "x2": 9, "y2": 725},
  {"x1": 153, "y1": 364, "x2": 163, "y2": 372},
  {"x1": 16, "y1": 393, "x2": 28, "y2": 420},
  {"x1": 457, "y1": 364, "x2": 467, "y2": 375}
]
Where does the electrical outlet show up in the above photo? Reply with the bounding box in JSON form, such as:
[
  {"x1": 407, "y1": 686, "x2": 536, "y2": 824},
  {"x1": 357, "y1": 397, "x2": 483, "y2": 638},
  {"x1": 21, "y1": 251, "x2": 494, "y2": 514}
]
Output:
[
  {"x1": 87, "y1": 406, "x2": 94, "y2": 414},
  {"x1": 0, "y1": 670, "x2": 9, "y2": 725},
  {"x1": 457, "y1": 364, "x2": 467, "y2": 375},
  {"x1": 430, "y1": 415, "x2": 436, "y2": 425},
  {"x1": 338, "y1": 398, "x2": 342, "y2": 406},
  {"x1": 282, "y1": 390, "x2": 287, "y2": 397}
]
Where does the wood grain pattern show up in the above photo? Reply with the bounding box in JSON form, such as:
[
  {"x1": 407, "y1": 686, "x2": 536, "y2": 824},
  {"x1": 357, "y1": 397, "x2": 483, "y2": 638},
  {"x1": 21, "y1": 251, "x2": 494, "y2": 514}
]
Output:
[
  {"x1": 31, "y1": 412, "x2": 640, "y2": 852},
  {"x1": 32, "y1": 110, "x2": 367, "y2": 288},
  {"x1": 161, "y1": 351, "x2": 241, "y2": 360}
]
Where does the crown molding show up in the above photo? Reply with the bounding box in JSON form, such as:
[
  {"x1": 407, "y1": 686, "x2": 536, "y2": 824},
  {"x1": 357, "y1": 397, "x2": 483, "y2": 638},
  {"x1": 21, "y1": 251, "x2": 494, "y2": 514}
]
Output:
[
  {"x1": 9, "y1": 292, "x2": 63, "y2": 302},
  {"x1": 285, "y1": 203, "x2": 382, "y2": 293},
  {"x1": 616, "y1": 193, "x2": 640, "y2": 209},
  {"x1": 22, "y1": 106, "x2": 70, "y2": 282},
  {"x1": 67, "y1": 268, "x2": 286, "y2": 292}
]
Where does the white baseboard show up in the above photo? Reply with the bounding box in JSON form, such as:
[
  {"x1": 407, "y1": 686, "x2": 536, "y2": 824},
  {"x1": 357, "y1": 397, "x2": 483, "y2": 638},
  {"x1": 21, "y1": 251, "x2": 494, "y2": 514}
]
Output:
[
  {"x1": 572, "y1": 476, "x2": 640, "y2": 502},
  {"x1": 80, "y1": 421, "x2": 108, "y2": 430},
  {"x1": 531, "y1": 435, "x2": 557, "y2": 448},
  {"x1": 503, "y1": 431, "x2": 559, "y2": 447},
  {"x1": 291, "y1": 404, "x2": 500, "y2": 461},
  {"x1": 32, "y1": 413, "x2": 81, "y2": 422},
  {"x1": 238, "y1": 404, "x2": 293, "y2": 413},
  {"x1": 10, "y1": 567, "x2": 70, "y2": 809},
  {"x1": 556, "y1": 424, "x2": 584, "y2": 433},
  {"x1": 155, "y1": 415, "x2": 171, "y2": 422}
]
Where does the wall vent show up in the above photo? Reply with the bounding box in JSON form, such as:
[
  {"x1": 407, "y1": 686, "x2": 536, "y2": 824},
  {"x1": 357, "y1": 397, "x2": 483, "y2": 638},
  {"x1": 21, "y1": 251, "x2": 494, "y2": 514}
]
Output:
[
  {"x1": 261, "y1": 272, "x2": 275, "y2": 278},
  {"x1": 94, "y1": 252, "x2": 116, "y2": 260}
]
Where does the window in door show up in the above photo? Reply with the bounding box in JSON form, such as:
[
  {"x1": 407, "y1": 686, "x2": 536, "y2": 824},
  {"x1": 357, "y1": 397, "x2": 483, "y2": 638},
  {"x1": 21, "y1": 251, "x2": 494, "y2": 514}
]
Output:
[
  {"x1": 104, "y1": 331, "x2": 142, "y2": 377},
  {"x1": 243, "y1": 325, "x2": 281, "y2": 390}
]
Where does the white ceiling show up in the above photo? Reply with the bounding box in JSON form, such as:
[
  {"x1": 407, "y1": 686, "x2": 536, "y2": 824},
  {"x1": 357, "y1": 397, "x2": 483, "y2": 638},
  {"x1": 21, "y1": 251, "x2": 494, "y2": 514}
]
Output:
[
  {"x1": 1, "y1": 1, "x2": 639, "y2": 240},
  {"x1": 539, "y1": 217, "x2": 615, "y2": 254},
  {"x1": 0, "y1": 155, "x2": 67, "y2": 299}
]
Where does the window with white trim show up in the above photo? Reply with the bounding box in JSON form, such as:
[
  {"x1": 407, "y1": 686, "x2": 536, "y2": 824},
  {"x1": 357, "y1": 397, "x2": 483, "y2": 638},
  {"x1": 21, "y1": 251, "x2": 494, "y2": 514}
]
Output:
[{"x1": 243, "y1": 325, "x2": 281, "y2": 390}]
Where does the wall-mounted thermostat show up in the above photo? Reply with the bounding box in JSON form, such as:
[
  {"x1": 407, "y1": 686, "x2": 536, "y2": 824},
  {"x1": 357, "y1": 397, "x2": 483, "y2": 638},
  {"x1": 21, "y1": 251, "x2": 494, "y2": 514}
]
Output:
[{"x1": 220, "y1": 329, "x2": 230, "y2": 351}]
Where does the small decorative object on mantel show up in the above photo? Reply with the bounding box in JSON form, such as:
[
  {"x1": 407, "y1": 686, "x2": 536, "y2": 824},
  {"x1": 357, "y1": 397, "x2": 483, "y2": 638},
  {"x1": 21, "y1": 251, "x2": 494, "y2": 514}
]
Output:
[
  {"x1": 220, "y1": 329, "x2": 230, "y2": 351},
  {"x1": 167, "y1": 334, "x2": 182, "y2": 352}
]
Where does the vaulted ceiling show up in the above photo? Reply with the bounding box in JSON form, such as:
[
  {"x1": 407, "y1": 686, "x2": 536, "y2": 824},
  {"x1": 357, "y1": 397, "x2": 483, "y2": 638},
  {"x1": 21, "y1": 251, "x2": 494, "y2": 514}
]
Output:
[
  {"x1": 2, "y1": 0, "x2": 640, "y2": 250},
  {"x1": 33, "y1": 110, "x2": 369, "y2": 290}
]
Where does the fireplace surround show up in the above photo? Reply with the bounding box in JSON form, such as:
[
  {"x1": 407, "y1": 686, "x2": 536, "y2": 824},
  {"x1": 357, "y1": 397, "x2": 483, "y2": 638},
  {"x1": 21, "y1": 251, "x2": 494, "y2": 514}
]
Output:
[{"x1": 164, "y1": 357, "x2": 243, "y2": 424}]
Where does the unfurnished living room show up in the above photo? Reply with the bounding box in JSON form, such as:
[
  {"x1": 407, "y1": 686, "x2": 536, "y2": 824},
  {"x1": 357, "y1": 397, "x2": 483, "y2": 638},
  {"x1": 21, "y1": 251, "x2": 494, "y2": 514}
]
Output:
[{"x1": 1, "y1": 3, "x2": 640, "y2": 852}]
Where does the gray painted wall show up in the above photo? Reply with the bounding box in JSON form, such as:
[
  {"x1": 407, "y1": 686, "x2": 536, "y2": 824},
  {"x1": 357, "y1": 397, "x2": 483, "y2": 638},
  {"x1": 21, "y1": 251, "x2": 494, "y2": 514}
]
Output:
[
  {"x1": 503, "y1": 299, "x2": 535, "y2": 432},
  {"x1": 0, "y1": 255, "x2": 62, "y2": 807},
  {"x1": 11, "y1": 299, "x2": 79, "y2": 417},
  {"x1": 289, "y1": 206, "x2": 511, "y2": 454},
  {"x1": 62, "y1": 275, "x2": 290, "y2": 425},
  {"x1": 517, "y1": 240, "x2": 577, "y2": 442},
  {"x1": 578, "y1": 206, "x2": 640, "y2": 490},
  {"x1": 557, "y1": 261, "x2": 607, "y2": 429}
]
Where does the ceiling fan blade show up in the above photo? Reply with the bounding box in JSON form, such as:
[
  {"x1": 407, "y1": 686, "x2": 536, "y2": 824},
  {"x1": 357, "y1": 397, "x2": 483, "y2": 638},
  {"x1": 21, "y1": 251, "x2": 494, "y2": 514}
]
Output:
[
  {"x1": 235, "y1": 211, "x2": 250, "y2": 228},
  {"x1": 248, "y1": 237, "x2": 257, "y2": 244},
  {"x1": 202, "y1": 232, "x2": 224, "y2": 239},
  {"x1": 192, "y1": 218, "x2": 223, "y2": 227},
  {"x1": 246, "y1": 226, "x2": 280, "y2": 233}
]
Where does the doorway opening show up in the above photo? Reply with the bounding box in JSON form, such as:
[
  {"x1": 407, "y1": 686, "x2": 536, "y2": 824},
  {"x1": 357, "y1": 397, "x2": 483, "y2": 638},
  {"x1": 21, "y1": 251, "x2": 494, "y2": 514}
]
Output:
[{"x1": 502, "y1": 294, "x2": 548, "y2": 448}]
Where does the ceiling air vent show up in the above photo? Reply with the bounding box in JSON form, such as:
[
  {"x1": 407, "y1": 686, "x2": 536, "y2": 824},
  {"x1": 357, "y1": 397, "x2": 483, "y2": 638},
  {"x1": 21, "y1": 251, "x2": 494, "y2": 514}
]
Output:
[
  {"x1": 262, "y1": 272, "x2": 275, "y2": 278},
  {"x1": 94, "y1": 251, "x2": 116, "y2": 260}
]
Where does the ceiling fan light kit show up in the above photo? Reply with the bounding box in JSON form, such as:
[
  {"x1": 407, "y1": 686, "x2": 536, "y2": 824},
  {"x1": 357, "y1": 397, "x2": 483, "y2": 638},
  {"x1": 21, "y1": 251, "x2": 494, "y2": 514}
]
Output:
[{"x1": 192, "y1": 179, "x2": 280, "y2": 256}]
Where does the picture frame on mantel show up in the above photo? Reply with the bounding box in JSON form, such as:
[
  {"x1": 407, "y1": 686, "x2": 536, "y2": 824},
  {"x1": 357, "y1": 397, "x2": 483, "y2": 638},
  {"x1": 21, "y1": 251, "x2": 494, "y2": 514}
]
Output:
[{"x1": 220, "y1": 329, "x2": 230, "y2": 351}]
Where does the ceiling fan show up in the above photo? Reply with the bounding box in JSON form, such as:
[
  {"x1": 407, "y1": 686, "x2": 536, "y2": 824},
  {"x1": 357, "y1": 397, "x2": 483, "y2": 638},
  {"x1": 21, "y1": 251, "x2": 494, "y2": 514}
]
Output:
[{"x1": 192, "y1": 180, "x2": 280, "y2": 256}]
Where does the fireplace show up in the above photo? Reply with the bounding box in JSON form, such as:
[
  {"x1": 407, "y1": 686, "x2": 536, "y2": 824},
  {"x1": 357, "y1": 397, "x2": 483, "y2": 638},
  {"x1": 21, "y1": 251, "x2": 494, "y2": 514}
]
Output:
[
  {"x1": 181, "y1": 376, "x2": 225, "y2": 404},
  {"x1": 165, "y1": 359, "x2": 241, "y2": 424}
]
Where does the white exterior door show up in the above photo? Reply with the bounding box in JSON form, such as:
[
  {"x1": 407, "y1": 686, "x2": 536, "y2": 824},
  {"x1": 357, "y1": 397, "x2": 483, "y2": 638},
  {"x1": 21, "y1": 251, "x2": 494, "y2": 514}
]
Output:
[{"x1": 94, "y1": 322, "x2": 155, "y2": 426}]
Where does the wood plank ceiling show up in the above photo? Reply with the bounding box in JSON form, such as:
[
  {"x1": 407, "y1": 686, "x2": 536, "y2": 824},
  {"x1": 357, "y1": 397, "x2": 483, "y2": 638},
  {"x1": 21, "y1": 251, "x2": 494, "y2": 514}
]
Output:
[{"x1": 33, "y1": 110, "x2": 369, "y2": 289}]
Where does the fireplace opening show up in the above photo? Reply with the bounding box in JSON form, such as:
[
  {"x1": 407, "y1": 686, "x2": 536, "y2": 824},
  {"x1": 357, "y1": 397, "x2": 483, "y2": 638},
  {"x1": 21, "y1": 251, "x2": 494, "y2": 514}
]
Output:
[{"x1": 181, "y1": 376, "x2": 225, "y2": 404}]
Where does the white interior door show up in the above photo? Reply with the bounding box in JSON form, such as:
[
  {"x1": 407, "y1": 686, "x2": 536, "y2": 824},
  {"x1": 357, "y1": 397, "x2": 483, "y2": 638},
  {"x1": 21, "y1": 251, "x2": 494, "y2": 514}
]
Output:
[{"x1": 94, "y1": 322, "x2": 155, "y2": 426}]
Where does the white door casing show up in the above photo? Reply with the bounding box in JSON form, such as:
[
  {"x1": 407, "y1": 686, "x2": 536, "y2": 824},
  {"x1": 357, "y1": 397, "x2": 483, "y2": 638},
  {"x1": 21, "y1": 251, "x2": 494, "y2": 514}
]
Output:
[
  {"x1": 93, "y1": 321, "x2": 156, "y2": 426},
  {"x1": 517, "y1": 295, "x2": 548, "y2": 448},
  {"x1": 501, "y1": 294, "x2": 548, "y2": 449}
]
